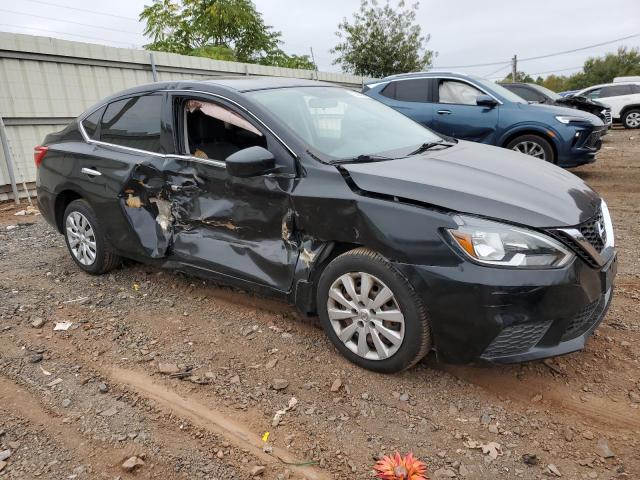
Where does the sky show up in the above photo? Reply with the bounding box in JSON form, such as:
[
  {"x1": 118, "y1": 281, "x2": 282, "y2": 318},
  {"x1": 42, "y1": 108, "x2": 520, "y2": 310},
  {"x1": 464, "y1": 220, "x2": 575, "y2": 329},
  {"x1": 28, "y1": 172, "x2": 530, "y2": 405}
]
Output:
[{"x1": 1, "y1": 0, "x2": 639, "y2": 80}]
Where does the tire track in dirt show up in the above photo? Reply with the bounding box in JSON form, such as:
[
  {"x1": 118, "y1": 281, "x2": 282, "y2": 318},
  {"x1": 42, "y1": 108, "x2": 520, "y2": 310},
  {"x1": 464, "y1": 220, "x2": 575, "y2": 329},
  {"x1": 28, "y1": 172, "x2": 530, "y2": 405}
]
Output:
[
  {"x1": 443, "y1": 365, "x2": 640, "y2": 431},
  {"x1": 0, "y1": 375, "x2": 137, "y2": 477},
  {"x1": 108, "y1": 366, "x2": 333, "y2": 480}
]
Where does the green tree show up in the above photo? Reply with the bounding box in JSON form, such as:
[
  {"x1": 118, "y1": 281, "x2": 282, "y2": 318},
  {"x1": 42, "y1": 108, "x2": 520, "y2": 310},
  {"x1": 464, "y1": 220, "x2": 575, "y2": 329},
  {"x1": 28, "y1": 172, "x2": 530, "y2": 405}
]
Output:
[
  {"x1": 332, "y1": 0, "x2": 434, "y2": 77},
  {"x1": 140, "y1": 0, "x2": 315, "y2": 69},
  {"x1": 501, "y1": 71, "x2": 534, "y2": 83}
]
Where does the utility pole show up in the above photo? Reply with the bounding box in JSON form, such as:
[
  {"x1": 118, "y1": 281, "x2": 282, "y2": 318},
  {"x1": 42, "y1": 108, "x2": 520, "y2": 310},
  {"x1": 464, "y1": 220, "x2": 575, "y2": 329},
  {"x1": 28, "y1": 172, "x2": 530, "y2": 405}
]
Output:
[
  {"x1": 310, "y1": 47, "x2": 318, "y2": 80},
  {"x1": 511, "y1": 54, "x2": 518, "y2": 82}
]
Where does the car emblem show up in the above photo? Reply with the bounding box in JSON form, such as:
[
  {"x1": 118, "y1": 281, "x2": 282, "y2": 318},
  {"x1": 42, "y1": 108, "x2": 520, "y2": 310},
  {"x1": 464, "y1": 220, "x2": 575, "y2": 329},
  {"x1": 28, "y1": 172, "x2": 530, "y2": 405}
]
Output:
[{"x1": 596, "y1": 219, "x2": 606, "y2": 239}]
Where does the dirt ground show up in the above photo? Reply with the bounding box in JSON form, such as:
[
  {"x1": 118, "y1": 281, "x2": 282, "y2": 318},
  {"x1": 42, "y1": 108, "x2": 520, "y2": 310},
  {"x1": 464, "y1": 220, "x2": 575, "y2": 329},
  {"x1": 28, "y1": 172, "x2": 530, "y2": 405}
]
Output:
[{"x1": 1, "y1": 127, "x2": 639, "y2": 480}]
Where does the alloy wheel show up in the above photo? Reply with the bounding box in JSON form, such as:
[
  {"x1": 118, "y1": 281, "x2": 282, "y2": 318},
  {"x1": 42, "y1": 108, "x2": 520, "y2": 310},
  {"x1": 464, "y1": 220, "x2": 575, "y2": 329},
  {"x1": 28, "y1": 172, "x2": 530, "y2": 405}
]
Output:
[
  {"x1": 66, "y1": 211, "x2": 97, "y2": 266},
  {"x1": 626, "y1": 112, "x2": 640, "y2": 128},
  {"x1": 327, "y1": 272, "x2": 405, "y2": 361},
  {"x1": 512, "y1": 141, "x2": 547, "y2": 160}
]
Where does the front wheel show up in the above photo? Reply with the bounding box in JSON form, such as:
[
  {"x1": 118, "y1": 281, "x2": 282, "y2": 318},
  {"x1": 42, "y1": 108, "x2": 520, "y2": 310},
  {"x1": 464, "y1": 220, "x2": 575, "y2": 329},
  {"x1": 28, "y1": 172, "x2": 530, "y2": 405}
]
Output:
[
  {"x1": 317, "y1": 248, "x2": 431, "y2": 373},
  {"x1": 622, "y1": 109, "x2": 640, "y2": 129},
  {"x1": 506, "y1": 134, "x2": 554, "y2": 162}
]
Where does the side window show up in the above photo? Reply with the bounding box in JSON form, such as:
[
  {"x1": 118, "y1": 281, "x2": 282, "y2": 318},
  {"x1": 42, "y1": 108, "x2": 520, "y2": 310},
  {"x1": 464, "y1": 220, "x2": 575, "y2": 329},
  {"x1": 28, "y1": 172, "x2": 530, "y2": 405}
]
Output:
[
  {"x1": 82, "y1": 106, "x2": 105, "y2": 139},
  {"x1": 394, "y1": 79, "x2": 429, "y2": 102},
  {"x1": 600, "y1": 85, "x2": 632, "y2": 97},
  {"x1": 630, "y1": 84, "x2": 640, "y2": 94},
  {"x1": 183, "y1": 99, "x2": 267, "y2": 161},
  {"x1": 509, "y1": 86, "x2": 537, "y2": 102},
  {"x1": 438, "y1": 80, "x2": 484, "y2": 105},
  {"x1": 380, "y1": 82, "x2": 396, "y2": 100},
  {"x1": 100, "y1": 95, "x2": 163, "y2": 153},
  {"x1": 583, "y1": 88, "x2": 602, "y2": 100}
]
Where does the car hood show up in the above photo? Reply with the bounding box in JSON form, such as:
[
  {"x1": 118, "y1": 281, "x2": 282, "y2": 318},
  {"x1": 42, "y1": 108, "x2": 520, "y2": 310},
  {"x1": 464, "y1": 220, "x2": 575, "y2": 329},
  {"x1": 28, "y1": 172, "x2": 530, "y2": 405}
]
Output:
[
  {"x1": 556, "y1": 96, "x2": 608, "y2": 110},
  {"x1": 341, "y1": 141, "x2": 601, "y2": 228},
  {"x1": 523, "y1": 102, "x2": 603, "y2": 124}
]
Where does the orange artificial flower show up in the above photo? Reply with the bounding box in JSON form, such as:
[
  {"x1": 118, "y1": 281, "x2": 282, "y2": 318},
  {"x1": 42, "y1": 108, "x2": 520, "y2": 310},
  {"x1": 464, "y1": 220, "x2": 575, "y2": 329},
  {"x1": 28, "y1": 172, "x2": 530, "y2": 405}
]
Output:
[{"x1": 374, "y1": 452, "x2": 428, "y2": 480}]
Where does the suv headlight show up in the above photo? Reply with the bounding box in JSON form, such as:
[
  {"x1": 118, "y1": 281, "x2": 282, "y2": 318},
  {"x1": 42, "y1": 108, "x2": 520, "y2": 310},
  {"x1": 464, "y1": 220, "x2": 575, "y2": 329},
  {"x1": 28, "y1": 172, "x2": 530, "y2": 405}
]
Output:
[
  {"x1": 446, "y1": 216, "x2": 574, "y2": 268},
  {"x1": 555, "y1": 115, "x2": 588, "y2": 124}
]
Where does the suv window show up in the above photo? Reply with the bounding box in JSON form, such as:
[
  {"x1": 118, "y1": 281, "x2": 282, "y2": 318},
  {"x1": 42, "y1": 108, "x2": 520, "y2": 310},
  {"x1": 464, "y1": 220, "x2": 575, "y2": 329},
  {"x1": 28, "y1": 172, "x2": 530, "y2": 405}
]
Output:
[
  {"x1": 583, "y1": 88, "x2": 602, "y2": 100},
  {"x1": 381, "y1": 79, "x2": 428, "y2": 102},
  {"x1": 100, "y1": 95, "x2": 163, "y2": 153},
  {"x1": 630, "y1": 84, "x2": 640, "y2": 93},
  {"x1": 82, "y1": 106, "x2": 105, "y2": 139},
  {"x1": 438, "y1": 80, "x2": 484, "y2": 105},
  {"x1": 600, "y1": 85, "x2": 633, "y2": 97},
  {"x1": 508, "y1": 86, "x2": 542, "y2": 103},
  {"x1": 183, "y1": 99, "x2": 266, "y2": 161}
]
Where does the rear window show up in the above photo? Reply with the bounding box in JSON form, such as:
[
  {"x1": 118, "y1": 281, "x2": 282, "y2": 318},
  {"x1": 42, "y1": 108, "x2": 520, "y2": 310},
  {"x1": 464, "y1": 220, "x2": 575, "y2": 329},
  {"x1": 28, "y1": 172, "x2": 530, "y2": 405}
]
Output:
[
  {"x1": 100, "y1": 95, "x2": 163, "y2": 153},
  {"x1": 381, "y1": 79, "x2": 428, "y2": 102},
  {"x1": 82, "y1": 107, "x2": 105, "y2": 139}
]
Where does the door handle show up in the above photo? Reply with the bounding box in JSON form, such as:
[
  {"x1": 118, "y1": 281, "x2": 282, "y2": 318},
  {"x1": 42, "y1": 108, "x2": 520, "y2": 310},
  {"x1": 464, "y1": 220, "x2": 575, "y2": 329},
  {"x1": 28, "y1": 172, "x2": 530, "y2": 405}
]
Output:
[
  {"x1": 81, "y1": 167, "x2": 101, "y2": 176},
  {"x1": 436, "y1": 110, "x2": 452, "y2": 115}
]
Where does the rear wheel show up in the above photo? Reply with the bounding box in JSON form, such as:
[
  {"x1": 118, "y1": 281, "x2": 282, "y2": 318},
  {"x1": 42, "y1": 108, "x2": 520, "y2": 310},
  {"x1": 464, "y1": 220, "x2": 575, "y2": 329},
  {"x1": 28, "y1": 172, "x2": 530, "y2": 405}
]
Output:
[
  {"x1": 622, "y1": 109, "x2": 640, "y2": 129},
  {"x1": 506, "y1": 134, "x2": 554, "y2": 162},
  {"x1": 63, "y1": 199, "x2": 121, "y2": 275},
  {"x1": 317, "y1": 248, "x2": 431, "y2": 373}
]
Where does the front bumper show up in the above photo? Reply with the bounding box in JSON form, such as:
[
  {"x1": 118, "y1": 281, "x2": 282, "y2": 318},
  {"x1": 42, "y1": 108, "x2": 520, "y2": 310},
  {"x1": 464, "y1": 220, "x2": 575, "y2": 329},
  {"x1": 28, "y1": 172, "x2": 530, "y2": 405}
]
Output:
[
  {"x1": 394, "y1": 252, "x2": 617, "y2": 364},
  {"x1": 557, "y1": 125, "x2": 606, "y2": 168}
]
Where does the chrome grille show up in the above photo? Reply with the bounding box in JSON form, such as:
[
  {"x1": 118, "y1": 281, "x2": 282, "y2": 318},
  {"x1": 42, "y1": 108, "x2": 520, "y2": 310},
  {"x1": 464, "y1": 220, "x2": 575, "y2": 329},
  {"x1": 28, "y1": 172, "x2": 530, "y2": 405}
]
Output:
[
  {"x1": 579, "y1": 208, "x2": 606, "y2": 253},
  {"x1": 602, "y1": 109, "x2": 612, "y2": 125}
]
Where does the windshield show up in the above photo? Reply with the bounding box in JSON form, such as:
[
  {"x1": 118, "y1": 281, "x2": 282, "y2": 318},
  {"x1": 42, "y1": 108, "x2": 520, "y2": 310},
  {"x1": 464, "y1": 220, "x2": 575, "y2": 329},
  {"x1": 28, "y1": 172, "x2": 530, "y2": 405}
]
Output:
[
  {"x1": 531, "y1": 84, "x2": 562, "y2": 101},
  {"x1": 247, "y1": 87, "x2": 443, "y2": 161},
  {"x1": 471, "y1": 77, "x2": 527, "y2": 104}
]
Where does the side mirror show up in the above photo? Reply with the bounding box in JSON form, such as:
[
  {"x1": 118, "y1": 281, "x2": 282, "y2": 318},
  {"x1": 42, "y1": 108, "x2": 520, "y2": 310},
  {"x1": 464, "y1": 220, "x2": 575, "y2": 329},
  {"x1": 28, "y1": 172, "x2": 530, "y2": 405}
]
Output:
[
  {"x1": 225, "y1": 146, "x2": 276, "y2": 178},
  {"x1": 476, "y1": 94, "x2": 498, "y2": 108}
]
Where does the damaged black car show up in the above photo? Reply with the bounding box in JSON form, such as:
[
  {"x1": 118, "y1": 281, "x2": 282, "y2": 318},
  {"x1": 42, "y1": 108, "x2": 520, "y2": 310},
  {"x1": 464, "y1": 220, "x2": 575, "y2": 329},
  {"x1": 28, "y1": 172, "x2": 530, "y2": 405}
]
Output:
[{"x1": 35, "y1": 78, "x2": 617, "y2": 372}]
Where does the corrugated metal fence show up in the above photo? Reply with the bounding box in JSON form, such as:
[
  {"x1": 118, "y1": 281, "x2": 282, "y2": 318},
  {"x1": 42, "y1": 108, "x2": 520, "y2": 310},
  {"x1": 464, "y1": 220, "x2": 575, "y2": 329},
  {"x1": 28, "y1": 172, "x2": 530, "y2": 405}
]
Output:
[{"x1": 0, "y1": 32, "x2": 368, "y2": 201}]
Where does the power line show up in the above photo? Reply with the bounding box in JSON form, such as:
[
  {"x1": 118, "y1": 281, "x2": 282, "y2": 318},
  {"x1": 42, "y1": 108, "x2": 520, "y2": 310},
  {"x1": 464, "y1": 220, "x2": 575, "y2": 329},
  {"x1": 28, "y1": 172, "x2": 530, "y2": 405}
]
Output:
[
  {"x1": 0, "y1": 25, "x2": 141, "y2": 47},
  {"x1": 482, "y1": 63, "x2": 511, "y2": 78},
  {"x1": 18, "y1": 0, "x2": 140, "y2": 22},
  {"x1": 529, "y1": 65, "x2": 584, "y2": 76},
  {"x1": 434, "y1": 33, "x2": 640, "y2": 69},
  {"x1": 0, "y1": 8, "x2": 144, "y2": 36}
]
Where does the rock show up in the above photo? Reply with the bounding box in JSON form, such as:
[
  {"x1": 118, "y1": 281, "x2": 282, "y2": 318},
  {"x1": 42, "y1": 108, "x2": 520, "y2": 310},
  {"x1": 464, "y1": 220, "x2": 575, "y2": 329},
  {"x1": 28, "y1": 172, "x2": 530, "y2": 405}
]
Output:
[
  {"x1": 0, "y1": 450, "x2": 11, "y2": 461},
  {"x1": 399, "y1": 393, "x2": 409, "y2": 402},
  {"x1": 271, "y1": 379, "x2": 289, "y2": 391},
  {"x1": 480, "y1": 414, "x2": 492, "y2": 424},
  {"x1": 98, "y1": 382, "x2": 109, "y2": 394},
  {"x1": 157, "y1": 362, "x2": 180, "y2": 374},
  {"x1": 27, "y1": 353, "x2": 43, "y2": 363},
  {"x1": 0, "y1": 461, "x2": 6, "y2": 472},
  {"x1": 458, "y1": 463, "x2": 470, "y2": 477},
  {"x1": 265, "y1": 358, "x2": 278, "y2": 369},
  {"x1": 99, "y1": 406, "x2": 118, "y2": 417},
  {"x1": 30, "y1": 317, "x2": 45, "y2": 328},
  {"x1": 531, "y1": 394, "x2": 543, "y2": 403},
  {"x1": 546, "y1": 464, "x2": 562, "y2": 477},
  {"x1": 562, "y1": 426, "x2": 574, "y2": 442},
  {"x1": 448, "y1": 404, "x2": 459, "y2": 415},
  {"x1": 216, "y1": 450, "x2": 224, "y2": 459},
  {"x1": 596, "y1": 438, "x2": 615, "y2": 458},
  {"x1": 582, "y1": 430, "x2": 595, "y2": 440},
  {"x1": 488, "y1": 424, "x2": 499, "y2": 434},
  {"x1": 433, "y1": 467, "x2": 457, "y2": 478},
  {"x1": 629, "y1": 391, "x2": 640, "y2": 403},
  {"x1": 250, "y1": 465, "x2": 265, "y2": 476},
  {"x1": 61, "y1": 398, "x2": 71, "y2": 408},
  {"x1": 522, "y1": 453, "x2": 538, "y2": 466},
  {"x1": 122, "y1": 456, "x2": 145, "y2": 472},
  {"x1": 330, "y1": 378, "x2": 342, "y2": 392},
  {"x1": 229, "y1": 375, "x2": 240, "y2": 384}
]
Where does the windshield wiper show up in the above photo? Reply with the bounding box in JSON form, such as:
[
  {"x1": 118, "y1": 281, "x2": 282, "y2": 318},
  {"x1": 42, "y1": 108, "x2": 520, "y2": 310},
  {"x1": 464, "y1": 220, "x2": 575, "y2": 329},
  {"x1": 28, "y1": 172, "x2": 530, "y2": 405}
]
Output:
[
  {"x1": 332, "y1": 154, "x2": 396, "y2": 164},
  {"x1": 408, "y1": 140, "x2": 454, "y2": 156}
]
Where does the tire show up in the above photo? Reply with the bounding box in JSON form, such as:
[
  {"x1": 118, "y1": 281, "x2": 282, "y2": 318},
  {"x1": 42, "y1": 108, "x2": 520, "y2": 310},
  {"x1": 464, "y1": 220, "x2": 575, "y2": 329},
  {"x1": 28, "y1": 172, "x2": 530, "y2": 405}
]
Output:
[
  {"x1": 63, "y1": 199, "x2": 121, "y2": 275},
  {"x1": 622, "y1": 109, "x2": 640, "y2": 129},
  {"x1": 506, "y1": 134, "x2": 554, "y2": 163},
  {"x1": 316, "y1": 247, "x2": 431, "y2": 373}
]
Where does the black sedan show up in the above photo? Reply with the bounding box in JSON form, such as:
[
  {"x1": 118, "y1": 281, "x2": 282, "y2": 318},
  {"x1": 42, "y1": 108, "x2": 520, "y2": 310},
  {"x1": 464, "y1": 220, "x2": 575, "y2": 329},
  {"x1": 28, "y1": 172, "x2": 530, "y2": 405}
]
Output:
[
  {"x1": 35, "y1": 78, "x2": 617, "y2": 372},
  {"x1": 502, "y1": 82, "x2": 613, "y2": 129}
]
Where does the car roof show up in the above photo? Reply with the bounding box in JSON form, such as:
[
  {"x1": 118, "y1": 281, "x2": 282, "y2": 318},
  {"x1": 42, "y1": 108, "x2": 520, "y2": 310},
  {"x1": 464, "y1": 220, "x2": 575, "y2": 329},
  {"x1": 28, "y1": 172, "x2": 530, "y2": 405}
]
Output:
[
  {"x1": 578, "y1": 81, "x2": 640, "y2": 91},
  {"x1": 364, "y1": 71, "x2": 472, "y2": 85}
]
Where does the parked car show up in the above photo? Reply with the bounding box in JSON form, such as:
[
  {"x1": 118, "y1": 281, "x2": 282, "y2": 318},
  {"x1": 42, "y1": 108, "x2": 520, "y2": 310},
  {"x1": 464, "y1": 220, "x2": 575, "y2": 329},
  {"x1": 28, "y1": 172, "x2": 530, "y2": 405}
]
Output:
[
  {"x1": 36, "y1": 78, "x2": 617, "y2": 372},
  {"x1": 501, "y1": 82, "x2": 612, "y2": 130},
  {"x1": 364, "y1": 72, "x2": 606, "y2": 167},
  {"x1": 569, "y1": 82, "x2": 640, "y2": 129}
]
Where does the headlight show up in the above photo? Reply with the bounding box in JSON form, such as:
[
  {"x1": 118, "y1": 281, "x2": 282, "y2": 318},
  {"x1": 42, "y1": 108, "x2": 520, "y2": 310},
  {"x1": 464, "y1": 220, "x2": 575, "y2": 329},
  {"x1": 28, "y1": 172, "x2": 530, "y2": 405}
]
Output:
[
  {"x1": 555, "y1": 115, "x2": 588, "y2": 124},
  {"x1": 446, "y1": 216, "x2": 574, "y2": 268}
]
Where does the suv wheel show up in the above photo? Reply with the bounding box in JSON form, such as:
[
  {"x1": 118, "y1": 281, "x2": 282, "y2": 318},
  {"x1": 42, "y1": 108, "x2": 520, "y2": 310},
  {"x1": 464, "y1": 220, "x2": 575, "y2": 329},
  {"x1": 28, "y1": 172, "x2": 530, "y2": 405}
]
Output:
[
  {"x1": 506, "y1": 134, "x2": 554, "y2": 162},
  {"x1": 317, "y1": 248, "x2": 431, "y2": 373},
  {"x1": 63, "y1": 199, "x2": 121, "y2": 275},
  {"x1": 622, "y1": 109, "x2": 640, "y2": 129}
]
